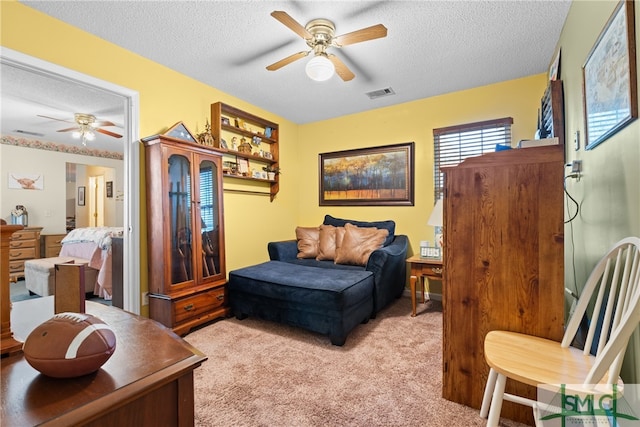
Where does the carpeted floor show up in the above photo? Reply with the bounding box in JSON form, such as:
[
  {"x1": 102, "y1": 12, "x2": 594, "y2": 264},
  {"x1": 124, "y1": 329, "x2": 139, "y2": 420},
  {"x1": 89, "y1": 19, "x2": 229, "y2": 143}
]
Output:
[{"x1": 185, "y1": 296, "x2": 527, "y2": 427}]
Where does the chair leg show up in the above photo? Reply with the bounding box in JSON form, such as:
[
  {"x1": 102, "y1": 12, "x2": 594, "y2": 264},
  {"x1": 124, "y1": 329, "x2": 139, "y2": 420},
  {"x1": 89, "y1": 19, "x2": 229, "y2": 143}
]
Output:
[
  {"x1": 486, "y1": 373, "x2": 507, "y2": 427},
  {"x1": 480, "y1": 368, "x2": 498, "y2": 418}
]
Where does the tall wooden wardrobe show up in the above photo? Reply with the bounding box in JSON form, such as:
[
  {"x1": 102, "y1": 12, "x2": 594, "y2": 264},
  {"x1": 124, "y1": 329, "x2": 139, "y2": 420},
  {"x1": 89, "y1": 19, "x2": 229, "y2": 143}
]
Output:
[
  {"x1": 441, "y1": 145, "x2": 565, "y2": 424},
  {"x1": 143, "y1": 134, "x2": 228, "y2": 336}
]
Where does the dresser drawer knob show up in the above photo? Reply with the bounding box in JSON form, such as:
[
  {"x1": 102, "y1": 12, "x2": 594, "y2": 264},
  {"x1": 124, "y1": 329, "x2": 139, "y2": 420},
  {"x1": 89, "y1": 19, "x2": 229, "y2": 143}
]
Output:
[
  {"x1": 184, "y1": 304, "x2": 195, "y2": 311},
  {"x1": 216, "y1": 294, "x2": 224, "y2": 301},
  {"x1": 432, "y1": 267, "x2": 443, "y2": 274}
]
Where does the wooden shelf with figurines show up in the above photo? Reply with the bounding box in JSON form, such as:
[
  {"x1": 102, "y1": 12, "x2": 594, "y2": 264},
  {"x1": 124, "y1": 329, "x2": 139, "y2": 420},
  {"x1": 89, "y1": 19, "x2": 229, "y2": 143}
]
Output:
[{"x1": 210, "y1": 102, "x2": 280, "y2": 201}]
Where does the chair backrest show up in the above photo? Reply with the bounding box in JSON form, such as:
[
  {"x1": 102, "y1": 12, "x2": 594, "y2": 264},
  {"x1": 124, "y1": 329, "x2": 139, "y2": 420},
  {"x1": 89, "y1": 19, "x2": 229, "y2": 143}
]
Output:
[{"x1": 561, "y1": 237, "x2": 640, "y2": 387}]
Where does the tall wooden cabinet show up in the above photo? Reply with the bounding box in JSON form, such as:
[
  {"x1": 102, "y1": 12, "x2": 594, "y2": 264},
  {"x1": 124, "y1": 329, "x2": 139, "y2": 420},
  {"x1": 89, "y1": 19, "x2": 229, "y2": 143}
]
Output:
[
  {"x1": 143, "y1": 134, "x2": 228, "y2": 335},
  {"x1": 441, "y1": 145, "x2": 565, "y2": 424}
]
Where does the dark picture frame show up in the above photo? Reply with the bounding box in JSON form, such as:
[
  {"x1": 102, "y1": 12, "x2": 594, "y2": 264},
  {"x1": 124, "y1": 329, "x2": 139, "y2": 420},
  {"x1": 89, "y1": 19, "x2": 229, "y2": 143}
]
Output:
[
  {"x1": 319, "y1": 142, "x2": 415, "y2": 206},
  {"x1": 106, "y1": 181, "x2": 113, "y2": 198},
  {"x1": 78, "y1": 186, "x2": 85, "y2": 206},
  {"x1": 583, "y1": 0, "x2": 637, "y2": 150}
]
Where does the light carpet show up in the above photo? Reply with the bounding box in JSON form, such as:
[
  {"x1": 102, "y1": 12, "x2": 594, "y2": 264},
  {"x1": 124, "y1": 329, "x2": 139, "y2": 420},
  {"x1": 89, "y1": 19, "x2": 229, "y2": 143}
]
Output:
[{"x1": 185, "y1": 296, "x2": 527, "y2": 427}]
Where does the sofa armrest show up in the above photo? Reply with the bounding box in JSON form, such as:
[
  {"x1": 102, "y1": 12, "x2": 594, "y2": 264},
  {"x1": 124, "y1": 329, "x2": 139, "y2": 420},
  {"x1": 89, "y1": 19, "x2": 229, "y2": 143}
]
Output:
[
  {"x1": 365, "y1": 235, "x2": 408, "y2": 312},
  {"x1": 268, "y1": 240, "x2": 298, "y2": 261}
]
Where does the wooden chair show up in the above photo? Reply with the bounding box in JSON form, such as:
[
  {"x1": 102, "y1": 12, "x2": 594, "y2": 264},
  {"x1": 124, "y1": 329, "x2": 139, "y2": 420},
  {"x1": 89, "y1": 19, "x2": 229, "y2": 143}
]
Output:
[{"x1": 480, "y1": 237, "x2": 640, "y2": 426}]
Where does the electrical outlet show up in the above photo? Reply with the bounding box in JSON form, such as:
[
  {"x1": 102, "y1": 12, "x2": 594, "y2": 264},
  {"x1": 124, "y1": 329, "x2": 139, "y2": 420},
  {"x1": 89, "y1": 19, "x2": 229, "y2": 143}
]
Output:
[
  {"x1": 574, "y1": 130, "x2": 580, "y2": 151},
  {"x1": 571, "y1": 160, "x2": 582, "y2": 173}
]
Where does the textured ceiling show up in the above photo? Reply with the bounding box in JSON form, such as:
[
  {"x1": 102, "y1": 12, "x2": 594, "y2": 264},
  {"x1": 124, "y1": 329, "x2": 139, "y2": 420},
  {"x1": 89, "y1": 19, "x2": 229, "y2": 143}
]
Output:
[{"x1": 16, "y1": 0, "x2": 571, "y2": 126}]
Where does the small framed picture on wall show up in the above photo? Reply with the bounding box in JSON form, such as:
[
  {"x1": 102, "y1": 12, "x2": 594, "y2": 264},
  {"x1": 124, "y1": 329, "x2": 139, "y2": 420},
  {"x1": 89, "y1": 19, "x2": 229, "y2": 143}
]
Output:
[
  {"x1": 106, "y1": 181, "x2": 113, "y2": 198},
  {"x1": 78, "y1": 186, "x2": 86, "y2": 206}
]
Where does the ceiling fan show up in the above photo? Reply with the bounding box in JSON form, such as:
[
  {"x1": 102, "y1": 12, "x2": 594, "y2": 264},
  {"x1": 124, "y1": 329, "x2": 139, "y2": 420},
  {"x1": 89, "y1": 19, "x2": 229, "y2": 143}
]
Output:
[
  {"x1": 266, "y1": 11, "x2": 387, "y2": 82},
  {"x1": 37, "y1": 113, "x2": 122, "y2": 145}
]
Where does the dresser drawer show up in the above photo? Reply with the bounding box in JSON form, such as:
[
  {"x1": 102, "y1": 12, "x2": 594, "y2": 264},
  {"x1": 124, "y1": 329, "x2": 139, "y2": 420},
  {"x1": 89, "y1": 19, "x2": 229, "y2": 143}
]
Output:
[
  {"x1": 42, "y1": 234, "x2": 66, "y2": 257},
  {"x1": 9, "y1": 260, "x2": 25, "y2": 273},
  {"x1": 174, "y1": 288, "x2": 226, "y2": 324},
  {"x1": 11, "y1": 229, "x2": 39, "y2": 241},
  {"x1": 9, "y1": 247, "x2": 36, "y2": 261},
  {"x1": 10, "y1": 239, "x2": 36, "y2": 250}
]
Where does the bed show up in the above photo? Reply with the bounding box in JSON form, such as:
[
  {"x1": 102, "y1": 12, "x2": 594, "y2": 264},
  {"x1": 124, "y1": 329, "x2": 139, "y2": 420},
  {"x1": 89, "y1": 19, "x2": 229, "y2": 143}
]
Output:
[{"x1": 58, "y1": 226, "x2": 124, "y2": 300}]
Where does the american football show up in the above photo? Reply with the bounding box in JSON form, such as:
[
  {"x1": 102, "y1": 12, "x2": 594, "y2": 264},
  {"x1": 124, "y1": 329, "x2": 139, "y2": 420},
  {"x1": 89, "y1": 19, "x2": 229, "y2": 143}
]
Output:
[{"x1": 23, "y1": 312, "x2": 116, "y2": 378}]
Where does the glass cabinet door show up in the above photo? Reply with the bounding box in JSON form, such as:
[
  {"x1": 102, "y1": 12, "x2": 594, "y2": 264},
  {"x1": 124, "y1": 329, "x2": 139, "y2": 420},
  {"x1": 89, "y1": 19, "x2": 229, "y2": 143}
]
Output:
[
  {"x1": 198, "y1": 157, "x2": 220, "y2": 279},
  {"x1": 168, "y1": 153, "x2": 192, "y2": 285}
]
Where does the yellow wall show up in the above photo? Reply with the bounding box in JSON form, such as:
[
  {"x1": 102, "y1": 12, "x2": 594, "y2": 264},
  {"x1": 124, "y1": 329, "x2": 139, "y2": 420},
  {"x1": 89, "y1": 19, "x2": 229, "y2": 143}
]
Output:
[
  {"x1": 557, "y1": 0, "x2": 640, "y2": 382},
  {"x1": 298, "y1": 74, "x2": 547, "y2": 260}
]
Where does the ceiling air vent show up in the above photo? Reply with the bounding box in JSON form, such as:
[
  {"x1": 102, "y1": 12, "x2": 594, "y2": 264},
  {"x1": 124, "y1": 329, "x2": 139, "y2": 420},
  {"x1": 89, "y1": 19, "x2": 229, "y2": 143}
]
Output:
[
  {"x1": 13, "y1": 129, "x2": 45, "y2": 137},
  {"x1": 366, "y1": 87, "x2": 395, "y2": 100}
]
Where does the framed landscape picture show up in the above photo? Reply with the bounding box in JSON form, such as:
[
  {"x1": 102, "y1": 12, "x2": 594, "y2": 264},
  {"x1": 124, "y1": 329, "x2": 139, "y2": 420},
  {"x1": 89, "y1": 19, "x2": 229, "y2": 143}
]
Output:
[
  {"x1": 583, "y1": 0, "x2": 637, "y2": 149},
  {"x1": 319, "y1": 142, "x2": 415, "y2": 206}
]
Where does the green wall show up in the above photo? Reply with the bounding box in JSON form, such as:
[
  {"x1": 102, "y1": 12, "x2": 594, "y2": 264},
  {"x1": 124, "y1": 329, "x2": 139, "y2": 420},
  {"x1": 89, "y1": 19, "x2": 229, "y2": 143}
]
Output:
[{"x1": 559, "y1": 0, "x2": 640, "y2": 382}]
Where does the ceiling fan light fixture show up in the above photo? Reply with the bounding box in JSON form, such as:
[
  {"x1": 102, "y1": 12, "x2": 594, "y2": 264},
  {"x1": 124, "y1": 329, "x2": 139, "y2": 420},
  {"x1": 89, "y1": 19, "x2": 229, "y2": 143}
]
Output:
[{"x1": 305, "y1": 55, "x2": 335, "y2": 82}]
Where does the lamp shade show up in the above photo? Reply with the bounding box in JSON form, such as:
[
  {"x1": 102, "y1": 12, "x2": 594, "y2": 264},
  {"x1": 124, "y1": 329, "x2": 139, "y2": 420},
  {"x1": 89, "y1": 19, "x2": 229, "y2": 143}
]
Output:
[
  {"x1": 427, "y1": 199, "x2": 443, "y2": 227},
  {"x1": 305, "y1": 55, "x2": 335, "y2": 81}
]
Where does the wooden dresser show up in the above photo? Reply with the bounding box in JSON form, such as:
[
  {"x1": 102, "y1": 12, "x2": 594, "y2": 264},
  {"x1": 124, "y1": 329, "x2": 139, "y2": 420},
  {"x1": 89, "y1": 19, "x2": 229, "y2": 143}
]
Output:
[
  {"x1": 40, "y1": 233, "x2": 67, "y2": 257},
  {"x1": 2, "y1": 297, "x2": 206, "y2": 426},
  {"x1": 441, "y1": 145, "x2": 565, "y2": 424},
  {"x1": 9, "y1": 226, "x2": 42, "y2": 283}
]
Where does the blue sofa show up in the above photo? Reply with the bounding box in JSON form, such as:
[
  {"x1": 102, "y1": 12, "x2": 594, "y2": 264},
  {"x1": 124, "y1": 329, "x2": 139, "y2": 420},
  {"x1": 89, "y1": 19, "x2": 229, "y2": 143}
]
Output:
[{"x1": 228, "y1": 216, "x2": 408, "y2": 345}]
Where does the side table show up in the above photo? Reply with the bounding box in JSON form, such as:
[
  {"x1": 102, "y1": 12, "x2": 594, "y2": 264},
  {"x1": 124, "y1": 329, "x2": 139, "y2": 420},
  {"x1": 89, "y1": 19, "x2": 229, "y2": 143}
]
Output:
[{"x1": 406, "y1": 255, "x2": 443, "y2": 317}]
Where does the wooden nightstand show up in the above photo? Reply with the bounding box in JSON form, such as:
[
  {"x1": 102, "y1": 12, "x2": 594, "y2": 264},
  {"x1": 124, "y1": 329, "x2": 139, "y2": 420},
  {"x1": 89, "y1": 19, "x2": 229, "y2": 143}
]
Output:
[{"x1": 406, "y1": 255, "x2": 443, "y2": 317}]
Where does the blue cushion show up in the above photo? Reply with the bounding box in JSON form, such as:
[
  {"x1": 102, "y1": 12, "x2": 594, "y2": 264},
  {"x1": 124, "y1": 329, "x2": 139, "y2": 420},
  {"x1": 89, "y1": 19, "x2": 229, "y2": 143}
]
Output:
[
  {"x1": 229, "y1": 261, "x2": 373, "y2": 309},
  {"x1": 322, "y1": 215, "x2": 395, "y2": 246}
]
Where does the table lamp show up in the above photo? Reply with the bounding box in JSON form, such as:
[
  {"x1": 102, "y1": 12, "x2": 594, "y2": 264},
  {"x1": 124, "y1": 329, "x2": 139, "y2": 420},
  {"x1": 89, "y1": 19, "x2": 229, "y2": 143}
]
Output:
[{"x1": 427, "y1": 199, "x2": 443, "y2": 257}]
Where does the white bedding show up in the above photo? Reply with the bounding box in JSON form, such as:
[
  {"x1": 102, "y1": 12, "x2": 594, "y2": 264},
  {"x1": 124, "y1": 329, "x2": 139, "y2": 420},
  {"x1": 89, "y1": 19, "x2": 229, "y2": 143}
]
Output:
[{"x1": 60, "y1": 227, "x2": 123, "y2": 299}]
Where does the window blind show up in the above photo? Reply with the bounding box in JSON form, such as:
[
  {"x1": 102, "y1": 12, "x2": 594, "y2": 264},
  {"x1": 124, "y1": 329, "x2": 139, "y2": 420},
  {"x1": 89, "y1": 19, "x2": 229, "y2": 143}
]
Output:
[
  {"x1": 199, "y1": 166, "x2": 215, "y2": 232},
  {"x1": 433, "y1": 117, "x2": 513, "y2": 198}
]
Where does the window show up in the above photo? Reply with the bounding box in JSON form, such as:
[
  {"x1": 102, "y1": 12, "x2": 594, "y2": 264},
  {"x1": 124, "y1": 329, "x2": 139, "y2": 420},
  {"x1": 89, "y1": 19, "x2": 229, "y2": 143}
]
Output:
[
  {"x1": 200, "y1": 165, "x2": 217, "y2": 232},
  {"x1": 433, "y1": 117, "x2": 513, "y2": 198}
]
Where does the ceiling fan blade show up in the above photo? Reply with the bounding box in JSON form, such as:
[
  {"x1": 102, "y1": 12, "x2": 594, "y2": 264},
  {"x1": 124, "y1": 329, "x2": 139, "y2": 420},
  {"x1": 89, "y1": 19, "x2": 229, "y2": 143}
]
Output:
[
  {"x1": 96, "y1": 128, "x2": 123, "y2": 138},
  {"x1": 94, "y1": 120, "x2": 116, "y2": 127},
  {"x1": 327, "y1": 54, "x2": 355, "y2": 82},
  {"x1": 266, "y1": 51, "x2": 309, "y2": 71},
  {"x1": 37, "y1": 114, "x2": 74, "y2": 123},
  {"x1": 57, "y1": 127, "x2": 79, "y2": 132},
  {"x1": 333, "y1": 24, "x2": 387, "y2": 47},
  {"x1": 271, "y1": 11, "x2": 312, "y2": 39}
]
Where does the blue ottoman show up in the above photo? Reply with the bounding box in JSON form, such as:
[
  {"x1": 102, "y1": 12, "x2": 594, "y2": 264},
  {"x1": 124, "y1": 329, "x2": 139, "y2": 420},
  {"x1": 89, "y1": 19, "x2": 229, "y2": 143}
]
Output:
[{"x1": 228, "y1": 261, "x2": 374, "y2": 346}]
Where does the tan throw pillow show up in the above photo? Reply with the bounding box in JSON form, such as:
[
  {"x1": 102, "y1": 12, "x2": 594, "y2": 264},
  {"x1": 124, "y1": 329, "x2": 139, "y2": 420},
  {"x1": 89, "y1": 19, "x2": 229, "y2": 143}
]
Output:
[
  {"x1": 335, "y1": 223, "x2": 389, "y2": 266},
  {"x1": 295, "y1": 226, "x2": 320, "y2": 259},
  {"x1": 316, "y1": 225, "x2": 346, "y2": 261}
]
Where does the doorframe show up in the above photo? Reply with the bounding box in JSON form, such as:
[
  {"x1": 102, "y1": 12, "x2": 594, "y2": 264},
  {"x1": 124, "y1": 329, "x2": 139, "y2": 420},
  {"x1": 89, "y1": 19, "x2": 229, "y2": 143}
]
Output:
[{"x1": 1, "y1": 47, "x2": 141, "y2": 314}]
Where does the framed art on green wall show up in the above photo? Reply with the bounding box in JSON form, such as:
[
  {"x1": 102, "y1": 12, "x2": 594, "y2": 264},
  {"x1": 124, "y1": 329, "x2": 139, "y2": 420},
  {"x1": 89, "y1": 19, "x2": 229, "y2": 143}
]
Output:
[{"x1": 583, "y1": 0, "x2": 637, "y2": 150}]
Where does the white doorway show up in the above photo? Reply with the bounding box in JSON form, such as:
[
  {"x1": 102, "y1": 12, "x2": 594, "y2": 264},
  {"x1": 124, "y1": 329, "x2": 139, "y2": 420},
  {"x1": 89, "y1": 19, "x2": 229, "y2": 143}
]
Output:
[{"x1": 1, "y1": 47, "x2": 141, "y2": 314}]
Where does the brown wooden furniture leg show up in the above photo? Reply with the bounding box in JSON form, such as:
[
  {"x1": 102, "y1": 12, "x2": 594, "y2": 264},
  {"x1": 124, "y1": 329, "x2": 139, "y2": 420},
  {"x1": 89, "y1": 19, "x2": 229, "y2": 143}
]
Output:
[{"x1": 410, "y1": 275, "x2": 417, "y2": 317}]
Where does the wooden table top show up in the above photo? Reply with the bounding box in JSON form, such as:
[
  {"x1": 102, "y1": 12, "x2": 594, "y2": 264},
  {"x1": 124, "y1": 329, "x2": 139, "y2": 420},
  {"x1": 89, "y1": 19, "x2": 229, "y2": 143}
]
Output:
[
  {"x1": 406, "y1": 255, "x2": 443, "y2": 265},
  {"x1": 1, "y1": 297, "x2": 206, "y2": 426}
]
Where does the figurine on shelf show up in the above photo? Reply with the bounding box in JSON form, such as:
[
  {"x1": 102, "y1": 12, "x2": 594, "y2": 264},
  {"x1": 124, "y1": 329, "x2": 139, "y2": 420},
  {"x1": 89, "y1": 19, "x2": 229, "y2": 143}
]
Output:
[
  {"x1": 231, "y1": 137, "x2": 238, "y2": 151},
  {"x1": 238, "y1": 138, "x2": 252, "y2": 154},
  {"x1": 196, "y1": 120, "x2": 215, "y2": 147},
  {"x1": 262, "y1": 165, "x2": 281, "y2": 181}
]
